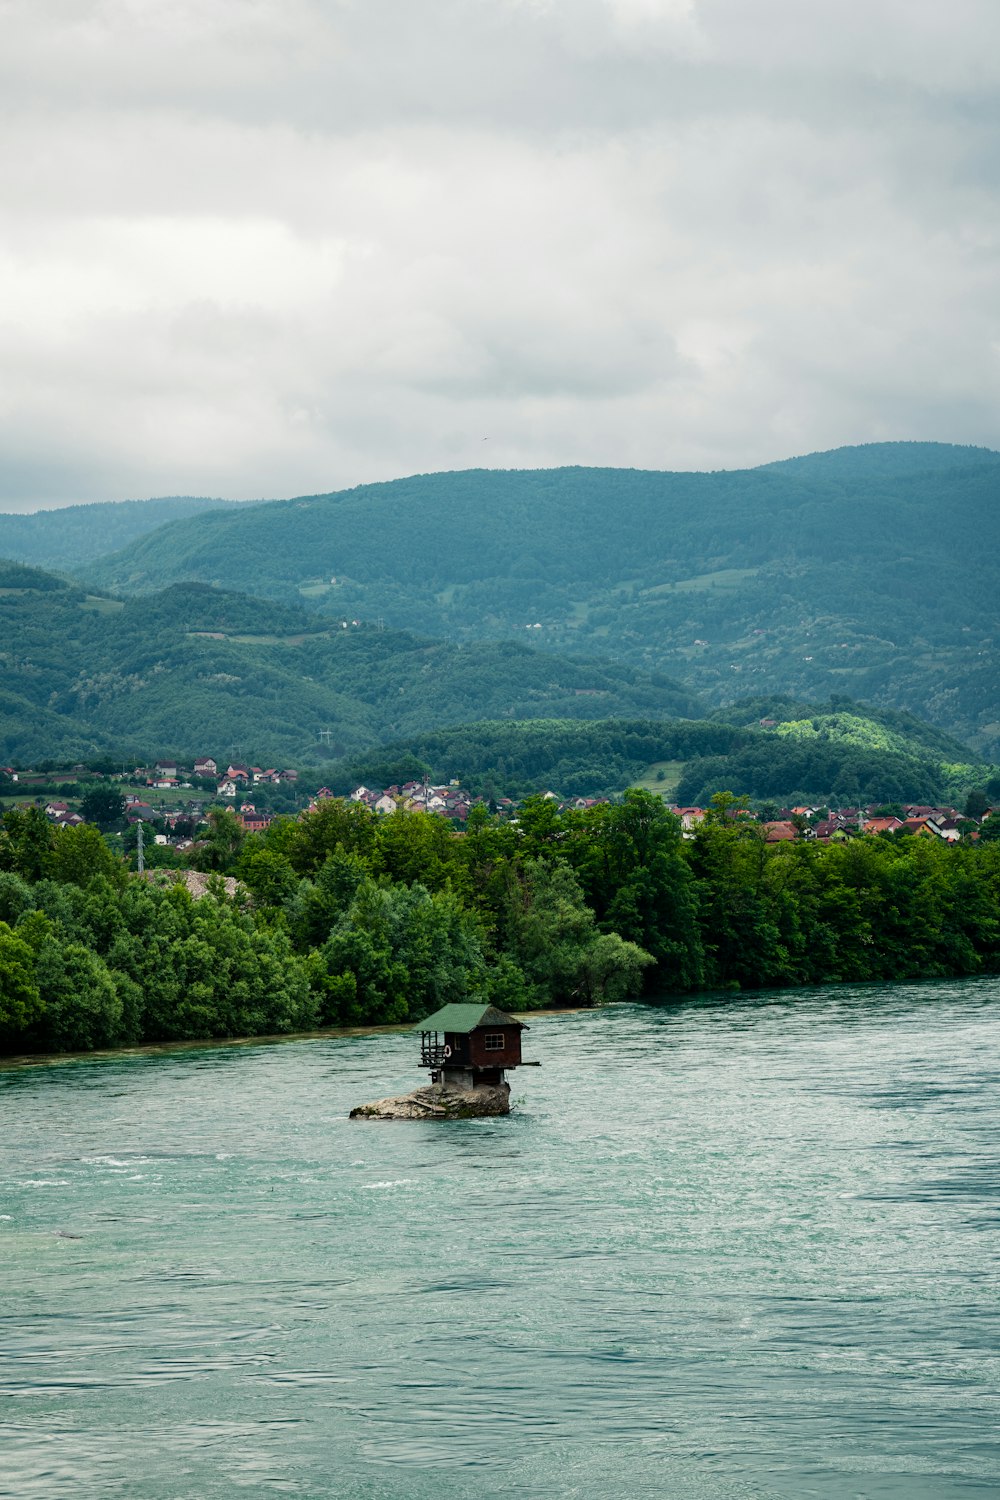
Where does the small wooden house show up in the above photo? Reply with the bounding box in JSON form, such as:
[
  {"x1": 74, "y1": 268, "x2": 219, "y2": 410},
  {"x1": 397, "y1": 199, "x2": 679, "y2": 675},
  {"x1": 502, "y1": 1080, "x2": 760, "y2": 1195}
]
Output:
[{"x1": 416, "y1": 1003, "x2": 527, "y2": 1089}]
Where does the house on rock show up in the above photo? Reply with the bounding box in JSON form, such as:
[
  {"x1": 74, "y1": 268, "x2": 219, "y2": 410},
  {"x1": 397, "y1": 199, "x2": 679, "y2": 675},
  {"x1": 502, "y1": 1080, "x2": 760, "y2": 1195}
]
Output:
[
  {"x1": 417, "y1": 1002, "x2": 527, "y2": 1091},
  {"x1": 350, "y1": 1002, "x2": 535, "y2": 1120}
]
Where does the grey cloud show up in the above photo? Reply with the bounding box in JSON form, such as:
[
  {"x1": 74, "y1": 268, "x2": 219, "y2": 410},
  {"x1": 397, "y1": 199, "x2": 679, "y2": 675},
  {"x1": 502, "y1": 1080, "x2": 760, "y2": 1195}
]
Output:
[
  {"x1": 0, "y1": 1, "x2": 998, "y2": 507},
  {"x1": 4, "y1": 1, "x2": 998, "y2": 133}
]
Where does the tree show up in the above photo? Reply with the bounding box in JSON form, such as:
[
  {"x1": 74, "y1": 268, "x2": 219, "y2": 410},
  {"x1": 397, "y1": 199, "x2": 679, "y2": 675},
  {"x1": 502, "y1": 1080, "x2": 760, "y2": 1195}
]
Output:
[
  {"x1": 571, "y1": 789, "x2": 704, "y2": 990},
  {"x1": 2, "y1": 806, "x2": 54, "y2": 882},
  {"x1": 373, "y1": 809, "x2": 469, "y2": 898},
  {"x1": 459, "y1": 803, "x2": 518, "y2": 925},
  {"x1": 197, "y1": 809, "x2": 246, "y2": 873},
  {"x1": 515, "y1": 794, "x2": 564, "y2": 855},
  {"x1": 290, "y1": 849, "x2": 369, "y2": 949},
  {"x1": 0, "y1": 872, "x2": 34, "y2": 926},
  {"x1": 0, "y1": 921, "x2": 44, "y2": 1049},
  {"x1": 318, "y1": 879, "x2": 490, "y2": 1025},
  {"x1": 236, "y1": 845, "x2": 298, "y2": 908},
  {"x1": 268, "y1": 798, "x2": 376, "y2": 877},
  {"x1": 965, "y1": 789, "x2": 991, "y2": 821},
  {"x1": 32, "y1": 934, "x2": 123, "y2": 1052},
  {"x1": 576, "y1": 932, "x2": 654, "y2": 1005},
  {"x1": 688, "y1": 806, "x2": 789, "y2": 989},
  {"x1": 501, "y1": 857, "x2": 653, "y2": 1006},
  {"x1": 80, "y1": 784, "x2": 127, "y2": 831},
  {"x1": 49, "y1": 824, "x2": 125, "y2": 889}
]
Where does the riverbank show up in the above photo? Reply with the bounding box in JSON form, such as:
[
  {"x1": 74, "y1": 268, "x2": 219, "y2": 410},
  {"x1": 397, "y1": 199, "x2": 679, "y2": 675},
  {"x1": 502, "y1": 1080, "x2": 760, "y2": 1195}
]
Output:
[{"x1": 0, "y1": 1006, "x2": 591, "y2": 1072}]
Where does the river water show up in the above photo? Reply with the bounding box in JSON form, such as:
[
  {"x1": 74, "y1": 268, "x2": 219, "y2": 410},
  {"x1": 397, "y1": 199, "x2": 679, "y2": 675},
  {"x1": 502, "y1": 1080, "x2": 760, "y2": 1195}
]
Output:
[{"x1": 2, "y1": 981, "x2": 999, "y2": 1499}]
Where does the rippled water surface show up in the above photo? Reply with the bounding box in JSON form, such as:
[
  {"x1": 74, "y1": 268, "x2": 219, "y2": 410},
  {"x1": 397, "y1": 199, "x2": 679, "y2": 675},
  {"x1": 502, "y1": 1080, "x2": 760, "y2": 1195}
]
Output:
[{"x1": 3, "y1": 981, "x2": 1000, "y2": 1498}]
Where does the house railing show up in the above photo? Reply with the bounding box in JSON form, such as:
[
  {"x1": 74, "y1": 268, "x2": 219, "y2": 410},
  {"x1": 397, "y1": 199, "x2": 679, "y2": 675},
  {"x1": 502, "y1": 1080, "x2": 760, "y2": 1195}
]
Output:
[{"x1": 419, "y1": 1037, "x2": 454, "y2": 1069}]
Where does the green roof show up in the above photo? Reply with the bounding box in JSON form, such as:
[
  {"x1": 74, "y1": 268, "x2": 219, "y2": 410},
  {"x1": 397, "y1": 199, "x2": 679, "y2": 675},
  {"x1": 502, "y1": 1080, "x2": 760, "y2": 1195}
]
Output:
[{"x1": 413, "y1": 1003, "x2": 526, "y2": 1034}]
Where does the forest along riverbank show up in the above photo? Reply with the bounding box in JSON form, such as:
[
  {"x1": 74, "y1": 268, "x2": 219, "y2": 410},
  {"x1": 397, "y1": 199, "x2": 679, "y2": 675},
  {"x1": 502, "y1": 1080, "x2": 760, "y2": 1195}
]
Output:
[
  {"x1": 2, "y1": 982, "x2": 999, "y2": 1499},
  {"x1": 4, "y1": 790, "x2": 1000, "y2": 1060}
]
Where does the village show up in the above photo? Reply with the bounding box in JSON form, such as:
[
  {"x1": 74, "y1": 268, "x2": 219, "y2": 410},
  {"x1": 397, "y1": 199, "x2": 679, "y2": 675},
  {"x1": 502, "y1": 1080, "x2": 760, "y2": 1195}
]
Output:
[
  {"x1": 348, "y1": 791, "x2": 991, "y2": 843},
  {"x1": 2, "y1": 753, "x2": 993, "y2": 851}
]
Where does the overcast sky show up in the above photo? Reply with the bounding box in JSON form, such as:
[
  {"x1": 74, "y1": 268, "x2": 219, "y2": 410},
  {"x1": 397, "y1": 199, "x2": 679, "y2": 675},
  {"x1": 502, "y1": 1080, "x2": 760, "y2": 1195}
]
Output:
[{"x1": 2, "y1": 0, "x2": 999, "y2": 509}]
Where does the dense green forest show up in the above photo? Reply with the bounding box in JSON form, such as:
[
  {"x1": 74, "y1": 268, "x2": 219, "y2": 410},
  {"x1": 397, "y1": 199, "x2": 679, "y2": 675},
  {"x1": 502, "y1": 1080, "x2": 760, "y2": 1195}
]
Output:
[
  {"x1": 0, "y1": 496, "x2": 246, "y2": 573},
  {"x1": 3, "y1": 792, "x2": 1000, "y2": 1058},
  {"x1": 327, "y1": 719, "x2": 741, "y2": 800},
  {"x1": 0, "y1": 565, "x2": 698, "y2": 764},
  {"x1": 324, "y1": 701, "x2": 989, "y2": 805},
  {"x1": 80, "y1": 443, "x2": 1000, "y2": 755}
]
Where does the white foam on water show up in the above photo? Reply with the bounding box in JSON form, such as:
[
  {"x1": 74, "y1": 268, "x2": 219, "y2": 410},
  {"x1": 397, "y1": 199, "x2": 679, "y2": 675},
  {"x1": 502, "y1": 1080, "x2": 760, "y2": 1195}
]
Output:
[{"x1": 82, "y1": 1155, "x2": 153, "y2": 1168}]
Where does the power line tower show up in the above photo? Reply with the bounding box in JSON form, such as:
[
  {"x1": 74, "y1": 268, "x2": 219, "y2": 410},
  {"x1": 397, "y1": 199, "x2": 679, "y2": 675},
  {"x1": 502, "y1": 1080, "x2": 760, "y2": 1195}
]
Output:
[
  {"x1": 318, "y1": 729, "x2": 333, "y2": 747},
  {"x1": 136, "y1": 819, "x2": 145, "y2": 876}
]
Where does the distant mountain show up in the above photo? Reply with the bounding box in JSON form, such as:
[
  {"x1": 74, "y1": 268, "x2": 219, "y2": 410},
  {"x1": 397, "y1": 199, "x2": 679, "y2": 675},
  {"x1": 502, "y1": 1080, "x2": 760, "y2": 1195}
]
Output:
[
  {"x1": 0, "y1": 564, "x2": 701, "y2": 764},
  {"x1": 759, "y1": 440, "x2": 1000, "y2": 481},
  {"x1": 0, "y1": 496, "x2": 247, "y2": 573},
  {"x1": 80, "y1": 443, "x2": 1000, "y2": 756}
]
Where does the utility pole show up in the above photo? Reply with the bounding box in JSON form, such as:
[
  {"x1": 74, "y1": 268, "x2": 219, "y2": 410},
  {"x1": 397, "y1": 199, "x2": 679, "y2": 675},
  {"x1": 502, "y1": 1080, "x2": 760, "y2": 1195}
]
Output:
[{"x1": 136, "y1": 819, "x2": 145, "y2": 875}]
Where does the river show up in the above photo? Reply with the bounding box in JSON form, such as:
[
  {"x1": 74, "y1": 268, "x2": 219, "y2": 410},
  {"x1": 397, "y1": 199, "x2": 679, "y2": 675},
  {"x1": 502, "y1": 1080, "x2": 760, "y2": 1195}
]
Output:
[{"x1": 2, "y1": 980, "x2": 999, "y2": 1498}]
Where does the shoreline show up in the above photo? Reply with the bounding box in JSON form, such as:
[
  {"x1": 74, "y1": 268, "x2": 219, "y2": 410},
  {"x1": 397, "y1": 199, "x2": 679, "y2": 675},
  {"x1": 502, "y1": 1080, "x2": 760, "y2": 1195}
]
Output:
[
  {"x1": 3, "y1": 978, "x2": 997, "y2": 1071},
  {"x1": 0, "y1": 1004, "x2": 591, "y2": 1072}
]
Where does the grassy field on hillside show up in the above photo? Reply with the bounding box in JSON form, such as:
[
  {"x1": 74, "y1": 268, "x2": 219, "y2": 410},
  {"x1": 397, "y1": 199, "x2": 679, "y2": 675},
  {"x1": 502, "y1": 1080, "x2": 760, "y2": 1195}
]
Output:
[{"x1": 631, "y1": 760, "x2": 685, "y2": 797}]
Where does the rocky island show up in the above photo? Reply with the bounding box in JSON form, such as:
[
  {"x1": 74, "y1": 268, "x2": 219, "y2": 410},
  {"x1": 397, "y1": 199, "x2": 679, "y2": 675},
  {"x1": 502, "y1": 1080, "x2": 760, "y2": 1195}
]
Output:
[
  {"x1": 349, "y1": 1079, "x2": 511, "y2": 1120},
  {"x1": 350, "y1": 1002, "x2": 530, "y2": 1120}
]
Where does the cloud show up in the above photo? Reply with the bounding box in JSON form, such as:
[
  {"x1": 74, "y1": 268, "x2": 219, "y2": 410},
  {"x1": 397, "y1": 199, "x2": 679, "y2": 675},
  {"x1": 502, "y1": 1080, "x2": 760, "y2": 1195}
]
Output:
[{"x1": 0, "y1": 0, "x2": 998, "y2": 506}]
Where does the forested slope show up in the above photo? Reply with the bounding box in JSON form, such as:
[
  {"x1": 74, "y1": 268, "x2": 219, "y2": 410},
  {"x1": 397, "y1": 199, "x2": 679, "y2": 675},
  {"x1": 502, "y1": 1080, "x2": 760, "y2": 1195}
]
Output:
[
  {"x1": 326, "y1": 701, "x2": 989, "y2": 806},
  {"x1": 0, "y1": 564, "x2": 699, "y2": 764},
  {"x1": 82, "y1": 443, "x2": 1000, "y2": 754}
]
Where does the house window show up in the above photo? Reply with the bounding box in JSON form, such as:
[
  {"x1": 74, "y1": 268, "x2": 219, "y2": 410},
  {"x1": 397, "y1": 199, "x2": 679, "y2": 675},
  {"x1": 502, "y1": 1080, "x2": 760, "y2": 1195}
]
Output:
[{"x1": 484, "y1": 1032, "x2": 505, "y2": 1051}]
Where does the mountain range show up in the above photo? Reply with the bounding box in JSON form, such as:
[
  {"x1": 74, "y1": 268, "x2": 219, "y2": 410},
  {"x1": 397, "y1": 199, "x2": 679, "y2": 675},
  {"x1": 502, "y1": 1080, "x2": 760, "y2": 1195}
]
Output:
[
  {"x1": 0, "y1": 442, "x2": 997, "y2": 800},
  {"x1": 0, "y1": 496, "x2": 246, "y2": 573},
  {"x1": 75, "y1": 442, "x2": 1000, "y2": 756}
]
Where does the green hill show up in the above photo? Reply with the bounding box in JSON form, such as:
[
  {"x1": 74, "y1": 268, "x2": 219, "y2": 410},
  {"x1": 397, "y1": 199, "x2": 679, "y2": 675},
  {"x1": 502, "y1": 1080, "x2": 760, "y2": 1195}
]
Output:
[
  {"x1": 678, "y1": 695, "x2": 988, "y2": 807},
  {"x1": 0, "y1": 566, "x2": 701, "y2": 764},
  {"x1": 706, "y1": 694, "x2": 978, "y2": 763},
  {"x1": 81, "y1": 443, "x2": 1000, "y2": 756},
  {"x1": 321, "y1": 702, "x2": 989, "y2": 806},
  {"x1": 0, "y1": 495, "x2": 247, "y2": 573}
]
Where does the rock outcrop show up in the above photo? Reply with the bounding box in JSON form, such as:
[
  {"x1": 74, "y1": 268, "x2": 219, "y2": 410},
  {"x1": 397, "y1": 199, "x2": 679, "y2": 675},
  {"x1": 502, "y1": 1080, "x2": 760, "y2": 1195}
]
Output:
[
  {"x1": 350, "y1": 1080, "x2": 511, "y2": 1120},
  {"x1": 139, "y1": 869, "x2": 241, "y2": 900}
]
